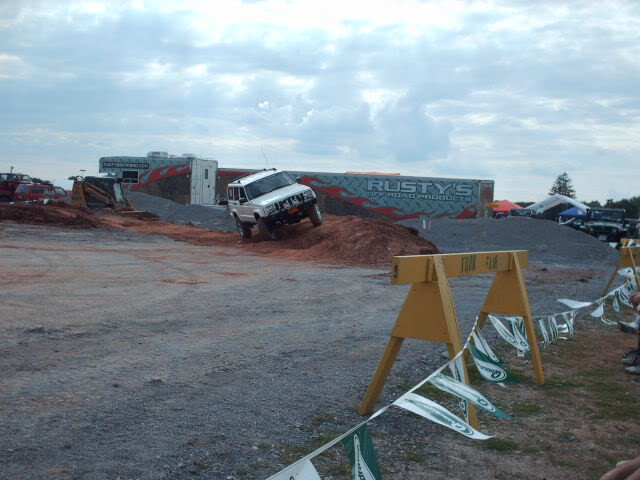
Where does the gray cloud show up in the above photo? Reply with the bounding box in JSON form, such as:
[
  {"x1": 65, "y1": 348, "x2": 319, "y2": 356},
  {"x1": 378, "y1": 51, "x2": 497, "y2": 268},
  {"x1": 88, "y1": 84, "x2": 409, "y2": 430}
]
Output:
[{"x1": 0, "y1": 1, "x2": 639, "y2": 201}]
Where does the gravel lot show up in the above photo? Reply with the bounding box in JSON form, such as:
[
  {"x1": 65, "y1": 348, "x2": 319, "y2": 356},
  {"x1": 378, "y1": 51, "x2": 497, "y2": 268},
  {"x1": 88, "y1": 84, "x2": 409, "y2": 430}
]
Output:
[{"x1": 0, "y1": 221, "x2": 619, "y2": 479}]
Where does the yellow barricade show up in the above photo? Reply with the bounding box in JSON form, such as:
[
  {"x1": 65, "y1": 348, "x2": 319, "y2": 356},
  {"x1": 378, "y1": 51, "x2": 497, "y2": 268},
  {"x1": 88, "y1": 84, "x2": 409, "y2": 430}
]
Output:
[
  {"x1": 359, "y1": 250, "x2": 545, "y2": 428},
  {"x1": 602, "y1": 244, "x2": 640, "y2": 296}
]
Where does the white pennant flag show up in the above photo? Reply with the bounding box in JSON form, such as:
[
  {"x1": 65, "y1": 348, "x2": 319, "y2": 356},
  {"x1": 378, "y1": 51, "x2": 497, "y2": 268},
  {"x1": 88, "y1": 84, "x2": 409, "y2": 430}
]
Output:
[
  {"x1": 472, "y1": 329, "x2": 501, "y2": 364},
  {"x1": 269, "y1": 460, "x2": 322, "y2": 480},
  {"x1": 551, "y1": 316, "x2": 567, "y2": 340},
  {"x1": 395, "y1": 393, "x2": 491, "y2": 440},
  {"x1": 590, "y1": 303, "x2": 604, "y2": 318},
  {"x1": 448, "y1": 355, "x2": 469, "y2": 420},
  {"x1": 488, "y1": 315, "x2": 522, "y2": 350},
  {"x1": 558, "y1": 299, "x2": 593, "y2": 309},
  {"x1": 562, "y1": 311, "x2": 575, "y2": 336},
  {"x1": 537, "y1": 317, "x2": 550, "y2": 344}
]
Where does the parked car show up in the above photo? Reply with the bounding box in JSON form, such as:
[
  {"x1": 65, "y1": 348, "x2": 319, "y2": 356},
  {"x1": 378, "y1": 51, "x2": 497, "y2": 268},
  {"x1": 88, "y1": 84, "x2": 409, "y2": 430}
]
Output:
[
  {"x1": 508, "y1": 208, "x2": 535, "y2": 218},
  {"x1": 584, "y1": 208, "x2": 627, "y2": 242},
  {"x1": 12, "y1": 183, "x2": 69, "y2": 202},
  {"x1": 0, "y1": 172, "x2": 32, "y2": 202}
]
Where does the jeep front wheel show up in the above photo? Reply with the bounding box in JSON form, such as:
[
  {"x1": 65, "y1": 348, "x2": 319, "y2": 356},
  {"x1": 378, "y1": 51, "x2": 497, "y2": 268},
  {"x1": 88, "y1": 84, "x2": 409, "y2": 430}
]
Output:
[
  {"x1": 309, "y1": 204, "x2": 323, "y2": 227},
  {"x1": 257, "y1": 218, "x2": 280, "y2": 241},
  {"x1": 235, "y1": 215, "x2": 252, "y2": 240}
]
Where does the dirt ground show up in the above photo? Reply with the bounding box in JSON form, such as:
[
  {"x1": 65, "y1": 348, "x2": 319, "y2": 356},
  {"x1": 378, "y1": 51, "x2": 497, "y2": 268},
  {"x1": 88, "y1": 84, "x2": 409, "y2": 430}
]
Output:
[{"x1": 0, "y1": 219, "x2": 635, "y2": 480}]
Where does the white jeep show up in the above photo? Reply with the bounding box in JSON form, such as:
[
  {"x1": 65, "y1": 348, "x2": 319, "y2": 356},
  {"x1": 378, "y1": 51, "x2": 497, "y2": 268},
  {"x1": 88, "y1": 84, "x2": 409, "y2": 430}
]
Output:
[{"x1": 226, "y1": 169, "x2": 323, "y2": 240}]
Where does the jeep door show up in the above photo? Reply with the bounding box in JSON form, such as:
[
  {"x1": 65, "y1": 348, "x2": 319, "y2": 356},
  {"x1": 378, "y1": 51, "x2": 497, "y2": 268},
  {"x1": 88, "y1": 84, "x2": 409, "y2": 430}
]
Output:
[{"x1": 236, "y1": 187, "x2": 253, "y2": 222}]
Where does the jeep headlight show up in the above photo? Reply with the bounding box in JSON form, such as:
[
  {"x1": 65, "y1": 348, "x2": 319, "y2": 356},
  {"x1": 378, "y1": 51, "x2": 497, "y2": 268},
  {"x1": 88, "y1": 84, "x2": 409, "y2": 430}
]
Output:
[
  {"x1": 265, "y1": 204, "x2": 276, "y2": 214},
  {"x1": 303, "y1": 189, "x2": 314, "y2": 198}
]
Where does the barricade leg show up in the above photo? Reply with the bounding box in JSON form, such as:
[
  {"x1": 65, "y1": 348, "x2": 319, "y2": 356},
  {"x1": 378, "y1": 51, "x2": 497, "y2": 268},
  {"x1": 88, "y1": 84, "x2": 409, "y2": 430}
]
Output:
[{"x1": 359, "y1": 336, "x2": 404, "y2": 415}]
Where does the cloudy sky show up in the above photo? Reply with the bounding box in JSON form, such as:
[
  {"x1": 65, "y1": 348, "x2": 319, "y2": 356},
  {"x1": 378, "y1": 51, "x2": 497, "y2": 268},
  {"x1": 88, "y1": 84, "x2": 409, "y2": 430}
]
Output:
[{"x1": 1, "y1": 0, "x2": 639, "y2": 202}]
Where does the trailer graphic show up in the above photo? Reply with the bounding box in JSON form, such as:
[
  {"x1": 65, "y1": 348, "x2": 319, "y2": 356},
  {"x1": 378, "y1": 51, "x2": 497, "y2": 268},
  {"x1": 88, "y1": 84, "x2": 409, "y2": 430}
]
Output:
[
  {"x1": 99, "y1": 153, "x2": 217, "y2": 205},
  {"x1": 217, "y1": 169, "x2": 494, "y2": 220}
]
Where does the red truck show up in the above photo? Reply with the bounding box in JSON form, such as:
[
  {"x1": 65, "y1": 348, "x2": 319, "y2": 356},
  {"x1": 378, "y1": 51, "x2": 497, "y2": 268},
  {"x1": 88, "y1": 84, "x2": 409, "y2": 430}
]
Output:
[
  {"x1": 0, "y1": 173, "x2": 33, "y2": 202},
  {"x1": 12, "y1": 183, "x2": 69, "y2": 202}
]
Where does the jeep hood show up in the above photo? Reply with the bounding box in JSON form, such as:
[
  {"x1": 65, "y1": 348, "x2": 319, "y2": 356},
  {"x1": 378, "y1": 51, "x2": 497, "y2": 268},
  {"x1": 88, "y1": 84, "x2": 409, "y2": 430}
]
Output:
[{"x1": 251, "y1": 183, "x2": 312, "y2": 206}]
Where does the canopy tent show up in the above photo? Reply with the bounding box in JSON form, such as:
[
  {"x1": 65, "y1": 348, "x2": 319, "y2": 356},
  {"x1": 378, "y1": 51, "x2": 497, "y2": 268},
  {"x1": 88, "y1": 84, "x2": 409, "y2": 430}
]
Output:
[
  {"x1": 558, "y1": 206, "x2": 587, "y2": 218},
  {"x1": 527, "y1": 194, "x2": 590, "y2": 215},
  {"x1": 492, "y1": 200, "x2": 523, "y2": 214}
]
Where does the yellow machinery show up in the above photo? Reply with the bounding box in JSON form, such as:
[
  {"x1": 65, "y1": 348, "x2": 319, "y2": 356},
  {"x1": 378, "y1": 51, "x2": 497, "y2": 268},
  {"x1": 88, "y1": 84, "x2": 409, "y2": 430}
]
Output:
[{"x1": 70, "y1": 176, "x2": 154, "y2": 218}]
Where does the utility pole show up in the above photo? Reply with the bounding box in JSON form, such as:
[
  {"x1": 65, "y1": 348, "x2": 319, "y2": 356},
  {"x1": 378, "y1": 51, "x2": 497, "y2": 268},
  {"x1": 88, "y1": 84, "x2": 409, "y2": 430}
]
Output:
[{"x1": 9, "y1": 165, "x2": 14, "y2": 173}]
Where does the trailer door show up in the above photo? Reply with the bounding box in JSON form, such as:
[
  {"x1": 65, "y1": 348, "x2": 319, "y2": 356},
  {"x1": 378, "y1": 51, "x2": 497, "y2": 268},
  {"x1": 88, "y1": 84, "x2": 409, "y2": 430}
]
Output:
[{"x1": 190, "y1": 159, "x2": 217, "y2": 205}]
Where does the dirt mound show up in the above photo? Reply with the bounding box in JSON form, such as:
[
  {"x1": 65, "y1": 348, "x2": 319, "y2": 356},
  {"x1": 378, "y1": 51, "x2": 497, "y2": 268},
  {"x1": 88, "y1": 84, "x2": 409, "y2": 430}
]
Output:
[
  {"x1": 264, "y1": 215, "x2": 438, "y2": 264},
  {"x1": 0, "y1": 203, "x2": 104, "y2": 229},
  {"x1": 103, "y1": 214, "x2": 438, "y2": 266}
]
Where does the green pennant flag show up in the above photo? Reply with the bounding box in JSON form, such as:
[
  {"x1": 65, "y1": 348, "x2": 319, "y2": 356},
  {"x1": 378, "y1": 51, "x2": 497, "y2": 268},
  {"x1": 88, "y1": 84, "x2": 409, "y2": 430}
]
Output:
[
  {"x1": 342, "y1": 424, "x2": 382, "y2": 480},
  {"x1": 468, "y1": 344, "x2": 518, "y2": 383}
]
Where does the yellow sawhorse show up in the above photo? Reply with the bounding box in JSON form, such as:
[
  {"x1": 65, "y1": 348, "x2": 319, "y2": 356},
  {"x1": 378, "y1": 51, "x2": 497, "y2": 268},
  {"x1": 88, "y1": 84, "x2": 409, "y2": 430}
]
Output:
[
  {"x1": 602, "y1": 245, "x2": 640, "y2": 296},
  {"x1": 358, "y1": 250, "x2": 545, "y2": 429}
]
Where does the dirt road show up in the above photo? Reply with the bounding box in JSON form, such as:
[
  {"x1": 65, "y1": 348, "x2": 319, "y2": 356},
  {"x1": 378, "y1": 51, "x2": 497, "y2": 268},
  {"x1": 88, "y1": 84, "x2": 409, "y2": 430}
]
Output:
[{"x1": 0, "y1": 222, "x2": 616, "y2": 479}]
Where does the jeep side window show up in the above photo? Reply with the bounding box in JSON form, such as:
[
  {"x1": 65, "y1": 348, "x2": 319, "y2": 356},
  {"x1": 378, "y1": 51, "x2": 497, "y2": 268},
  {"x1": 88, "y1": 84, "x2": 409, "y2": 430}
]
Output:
[{"x1": 238, "y1": 188, "x2": 247, "y2": 202}]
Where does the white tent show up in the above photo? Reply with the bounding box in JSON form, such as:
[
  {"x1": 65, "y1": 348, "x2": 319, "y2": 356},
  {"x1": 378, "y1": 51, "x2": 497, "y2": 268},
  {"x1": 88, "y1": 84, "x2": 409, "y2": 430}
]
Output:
[{"x1": 527, "y1": 194, "x2": 590, "y2": 215}]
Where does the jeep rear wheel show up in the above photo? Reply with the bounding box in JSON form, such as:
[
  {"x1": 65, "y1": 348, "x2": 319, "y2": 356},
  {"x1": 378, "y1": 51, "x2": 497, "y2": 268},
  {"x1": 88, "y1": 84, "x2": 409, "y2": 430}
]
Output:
[
  {"x1": 309, "y1": 204, "x2": 323, "y2": 227},
  {"x1": 257, "y1": 218, "x2": 280, "y2": 241},
  {"x1": 235, "y1": 216, "x2": 252, "y2": 239}
]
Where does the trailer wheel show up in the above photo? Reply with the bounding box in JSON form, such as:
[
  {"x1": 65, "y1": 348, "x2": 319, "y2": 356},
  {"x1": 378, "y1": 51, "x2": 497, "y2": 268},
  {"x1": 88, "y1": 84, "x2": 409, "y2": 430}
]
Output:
[
  {"x1": 309, "y1": 204, "x2": 323, "y2": 227},
  {"x1": 234, "y1": 215, "x2": 252, "y2": 240},
  {"x1": 0, "y1": 196, "x2": 10, "y2": 203},
  {"x1": 257, "y1": 218, "x2": 280, "y2": 241}
]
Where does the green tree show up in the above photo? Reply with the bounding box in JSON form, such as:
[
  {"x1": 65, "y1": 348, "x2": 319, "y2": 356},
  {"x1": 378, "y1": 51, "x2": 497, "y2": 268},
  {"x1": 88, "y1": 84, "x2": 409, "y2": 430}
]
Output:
[{"x1": 549, "y1": 172, "x2": 576, "y2": 198}]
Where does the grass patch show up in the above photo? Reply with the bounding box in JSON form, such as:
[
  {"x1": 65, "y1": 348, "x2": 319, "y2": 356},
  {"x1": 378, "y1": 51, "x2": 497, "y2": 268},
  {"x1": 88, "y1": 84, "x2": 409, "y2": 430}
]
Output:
[
  {"x1": 550, "y1": 457, "x2": 580, "y2": 468},
  {"x1": 510, "y1": 402, "x2": 542, "y2": 417},
  {"x1": 507, "y1": 368, "x2": 531, "y2": 383},
  {"x1": 415, "y1": 383, "x2": 450, "y2": 402},
  {"x1": 577, "y1": 366, "x2": 619, "y2": 378},
  {"x1": 542, "y1": 378, "x2": 580, "y2": 389},
  {"x1": 485, "y1": 437, "x2": 519, "y2": 453}
]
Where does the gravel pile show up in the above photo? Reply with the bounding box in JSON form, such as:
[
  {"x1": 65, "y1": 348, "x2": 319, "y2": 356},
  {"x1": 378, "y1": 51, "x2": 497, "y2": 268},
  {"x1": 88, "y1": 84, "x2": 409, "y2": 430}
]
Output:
[
  {"x1": 127, "y1": 191, "x2": 235, "y2": 233},
  {"x1": 398, "y1": 217, "x2": 619, "y2": 265}
]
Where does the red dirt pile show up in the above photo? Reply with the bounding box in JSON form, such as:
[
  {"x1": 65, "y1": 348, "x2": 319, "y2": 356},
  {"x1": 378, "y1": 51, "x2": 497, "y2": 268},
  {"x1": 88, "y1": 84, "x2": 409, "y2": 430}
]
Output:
[
  {"x1": 103, "y1": 214, "x2": 438, "y2": 266},
  {"x1": 0, "y1": 203, "x2": 104, "y2": 229}
]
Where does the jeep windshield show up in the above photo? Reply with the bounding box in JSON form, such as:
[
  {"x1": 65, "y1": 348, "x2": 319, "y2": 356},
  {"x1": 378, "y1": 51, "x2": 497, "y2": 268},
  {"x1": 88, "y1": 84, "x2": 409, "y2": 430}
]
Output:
[
  {"x1": 589, "y1": 209, "x2": 623, "y2": 222},
  {"x1": 245, "y1": 172, "x2": 296, "y2": 199}
]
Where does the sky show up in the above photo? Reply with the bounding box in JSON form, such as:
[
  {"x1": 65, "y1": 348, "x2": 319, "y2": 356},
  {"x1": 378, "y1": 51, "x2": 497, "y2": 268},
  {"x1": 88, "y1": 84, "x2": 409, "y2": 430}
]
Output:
[{"x1": 1, "y1": 0, "x2": 639, "y2": 202}]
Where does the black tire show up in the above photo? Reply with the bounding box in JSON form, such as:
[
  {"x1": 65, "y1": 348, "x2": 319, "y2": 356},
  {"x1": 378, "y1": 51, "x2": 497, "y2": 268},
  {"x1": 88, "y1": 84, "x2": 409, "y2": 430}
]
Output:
[
  {"x1": 257, "y1": 218, "x2": 280, "y2": 241},
  {"x1": 234, "y1": 215, "x2": 252, "y2": 239},
  {"x1": 308, "y1": 203, "x2": 323, "y2": 227},
  {"x1": 0, "y1": 196, "x2": 10, "y2": 203}
]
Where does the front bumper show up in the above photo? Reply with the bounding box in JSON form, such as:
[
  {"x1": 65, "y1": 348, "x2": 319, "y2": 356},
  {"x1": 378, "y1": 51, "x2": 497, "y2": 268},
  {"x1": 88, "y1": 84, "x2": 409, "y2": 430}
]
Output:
[
  {"x1": 587, "y1": 228, "x2": 622, "y2": 242},
  {"x1": 264, "y1": 198, "x2": 317, "y2": 227}
]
